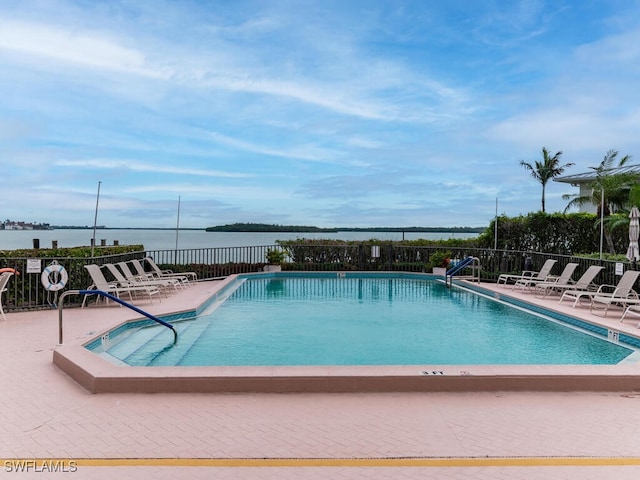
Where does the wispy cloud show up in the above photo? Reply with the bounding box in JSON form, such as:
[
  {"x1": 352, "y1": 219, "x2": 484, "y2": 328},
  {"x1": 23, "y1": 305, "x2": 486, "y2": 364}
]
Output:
[
  {"x1": 54, "y1": 159, "x2": 254, "y2": 178},
  {"x1": 0, "y1": 19, "x2": 163, "y2": 77}
]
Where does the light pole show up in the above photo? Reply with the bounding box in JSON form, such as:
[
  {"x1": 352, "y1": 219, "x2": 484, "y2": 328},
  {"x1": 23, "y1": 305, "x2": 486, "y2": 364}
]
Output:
[
  {"x1": 174, "y1": 196, "x2": 181, "y2": 265},
  {"x1": 91, "y1": 181, "x2": 101, "y2": 259},
  {"x1": 599, "y1": 187, "x2": 604, "y2": 260}
]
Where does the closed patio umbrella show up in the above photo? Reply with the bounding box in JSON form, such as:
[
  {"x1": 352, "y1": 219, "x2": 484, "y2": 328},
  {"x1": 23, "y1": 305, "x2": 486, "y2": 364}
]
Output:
[{"x1": 626, "y1": 207, "x2": 640, "y2": 261}]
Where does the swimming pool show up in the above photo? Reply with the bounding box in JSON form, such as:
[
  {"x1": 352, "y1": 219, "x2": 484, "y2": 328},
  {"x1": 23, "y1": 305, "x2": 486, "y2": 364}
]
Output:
[{"x1": 88, "y1": 273, "x2": 634, "y2": 367}]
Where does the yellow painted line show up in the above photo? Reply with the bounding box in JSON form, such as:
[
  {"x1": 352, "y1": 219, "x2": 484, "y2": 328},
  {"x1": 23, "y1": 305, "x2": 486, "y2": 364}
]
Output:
[{"x1": 4, "y1": 457, "x2": 640, "y2": 468}]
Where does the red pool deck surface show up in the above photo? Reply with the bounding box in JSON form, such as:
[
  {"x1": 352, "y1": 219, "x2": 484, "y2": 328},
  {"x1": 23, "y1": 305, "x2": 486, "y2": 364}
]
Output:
[{"x1": 3, "y1": 276, "x2": 640, "y2": 479}]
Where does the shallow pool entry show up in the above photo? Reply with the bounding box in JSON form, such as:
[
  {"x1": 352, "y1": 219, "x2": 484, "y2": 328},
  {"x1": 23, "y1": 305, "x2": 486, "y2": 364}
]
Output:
[{"x1": 89, "y1": 274, "x2": 634, "y2": 367}]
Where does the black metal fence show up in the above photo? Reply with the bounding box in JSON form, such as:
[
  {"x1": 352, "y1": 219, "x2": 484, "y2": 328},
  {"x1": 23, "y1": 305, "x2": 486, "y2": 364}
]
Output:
[{"x1": 0, "y1": 244, "x2": 634, "y2": 312}]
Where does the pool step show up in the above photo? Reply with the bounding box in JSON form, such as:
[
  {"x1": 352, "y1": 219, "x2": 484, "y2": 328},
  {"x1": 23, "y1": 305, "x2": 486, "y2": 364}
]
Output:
[
  {"x1": 105, "y1": 324, "x2": 168, "y2": 361},
  {"x1": 121, "y1": 320, "x2": 195, "y2": 366},
  {"x1": 146, "y1": 316, "x2": 212, "y2": 366}
]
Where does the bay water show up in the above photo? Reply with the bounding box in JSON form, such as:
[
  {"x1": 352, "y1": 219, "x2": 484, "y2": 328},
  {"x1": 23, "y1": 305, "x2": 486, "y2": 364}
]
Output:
[{"x1": 0, "y1": 229, "x2": 479, "y2": 252}]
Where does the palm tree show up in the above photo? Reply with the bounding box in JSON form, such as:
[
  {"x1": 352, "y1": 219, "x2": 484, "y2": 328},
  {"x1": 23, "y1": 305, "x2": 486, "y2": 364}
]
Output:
[
  {"x1": 562, "y1": 149, "x2": 634, "y2": 216},
  {"x1": 520, "y1": 147, "x2": 574, "y2": 213},
  {"x1": 562, "y1": 149, "x2": 635, "y2": 253}
]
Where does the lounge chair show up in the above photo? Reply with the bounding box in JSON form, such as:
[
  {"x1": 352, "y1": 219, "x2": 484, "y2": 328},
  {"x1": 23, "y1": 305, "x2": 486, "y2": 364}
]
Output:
[
  {"x1": 0, "y1": 271, "x2": 13, "y2": 321},
  {"x1": 103, "y1": 263, "x2": 172, "y2": 296},
  {"x1": 559, "y1": 270, "x2": 640, "y2": 309},
  {"x1": 620, "y1": 304, "x2": 640, "y2": 328},
  {"x1": 534, "y1": 265, "x2": 603, "y2": 299},
  {"x1": 116, "y1": 261, "x2": 183, "y2": 292},
  {"x1": 589, "y1": 270, "x2": 640, "y2": 317},
  {"x1": 144, "y1": 257, "x2": 197, "y2": 283},
  {"x1": 130, "y1": 259, "x2": 190, "y2": 287},
  {"x1": 497, "y1": 259, "x2": 557, "y2": 287},
  {"x1": 83, "y1": 264, "x2": 161, "y2": 306},
  {"x1": 513, "y1": 262, "x2": 578, "y2": 292}
]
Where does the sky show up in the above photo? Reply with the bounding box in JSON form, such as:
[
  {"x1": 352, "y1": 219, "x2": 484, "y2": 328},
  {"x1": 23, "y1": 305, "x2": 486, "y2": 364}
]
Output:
[{"x1": 1, "y1": 0, "x2": 640, "y2": 229}]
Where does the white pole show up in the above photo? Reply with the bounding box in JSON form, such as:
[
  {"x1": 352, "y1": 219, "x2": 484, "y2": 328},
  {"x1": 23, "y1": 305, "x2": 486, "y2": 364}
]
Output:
[
  {"x1": 91, "y1": 181, "x2": 101, "y2": 259},
  {"x1": 175, "y1": 196, "x2": 181, "y2": 251},
  {"x1": 494, "y1": 197, "x2": 498, "y2": 250},
  {"x1": 599, "y1": 188, "x2": 604, "y2": 260}
]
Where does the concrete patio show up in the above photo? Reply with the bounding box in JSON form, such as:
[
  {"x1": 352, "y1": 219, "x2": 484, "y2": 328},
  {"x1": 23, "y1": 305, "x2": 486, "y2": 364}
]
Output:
[{"x1": 2, "y1": 277, "x2": 640, "y2": 479}]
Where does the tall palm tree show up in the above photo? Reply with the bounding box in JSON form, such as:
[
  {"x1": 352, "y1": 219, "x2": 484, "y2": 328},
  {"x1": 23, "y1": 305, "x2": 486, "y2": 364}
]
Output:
[
  {"x1": 562, "y1": 149, "x2": 635, "y2": 253},
  {"x1": 562, "y1": 149, "x2": 634, "y2": 216},
  {"x1": 520, "y1": 147, "x2": 574, "y2": 213}
]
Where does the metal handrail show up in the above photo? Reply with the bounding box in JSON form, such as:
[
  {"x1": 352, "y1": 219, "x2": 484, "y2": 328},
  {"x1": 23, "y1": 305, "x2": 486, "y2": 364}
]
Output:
[
  {"x1": 445, "y1": 257, "x2": 481, "y2": 287},
  {"x1": 57, "y1": 289, "x2": 177, "y2": 345}
]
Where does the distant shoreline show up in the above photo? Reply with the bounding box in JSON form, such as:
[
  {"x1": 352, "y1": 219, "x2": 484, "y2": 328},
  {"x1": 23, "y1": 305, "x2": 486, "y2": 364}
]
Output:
[
  {"x1": 48, "y1": 225, "x2": 486, "y2": 233},
  {"x1": 204, "y1": 223, "x2": 485, "y2": 233}
]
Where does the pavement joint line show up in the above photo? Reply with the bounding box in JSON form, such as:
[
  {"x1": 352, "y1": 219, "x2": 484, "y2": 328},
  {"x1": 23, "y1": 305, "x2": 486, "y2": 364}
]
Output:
[{"x1": 4, "y1": 457, "x2": 640, "y2": 468}]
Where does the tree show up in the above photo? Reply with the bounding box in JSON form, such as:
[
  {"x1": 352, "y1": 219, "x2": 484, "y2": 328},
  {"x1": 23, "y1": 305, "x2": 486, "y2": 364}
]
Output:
[
  {"x1": 563, "y1": 150, "x2": 634, "y2": 216},
  {"x1": 520, "y1": 147, "x2": 574, "y2": 213},
  {"x1": 562, "y1": 149, "x2": 635, "y2": 253}
]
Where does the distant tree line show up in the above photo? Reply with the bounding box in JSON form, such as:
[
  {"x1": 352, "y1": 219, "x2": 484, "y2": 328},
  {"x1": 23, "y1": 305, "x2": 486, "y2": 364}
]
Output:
[{"x1": 205, "y1": 223, "x2": 484, "y2": 233}]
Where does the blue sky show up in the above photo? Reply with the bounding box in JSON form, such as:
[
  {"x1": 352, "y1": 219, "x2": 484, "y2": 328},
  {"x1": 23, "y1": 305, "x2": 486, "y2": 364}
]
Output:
[{"x1": 1, "y1": 0, "x2": 640, "y2": 229}]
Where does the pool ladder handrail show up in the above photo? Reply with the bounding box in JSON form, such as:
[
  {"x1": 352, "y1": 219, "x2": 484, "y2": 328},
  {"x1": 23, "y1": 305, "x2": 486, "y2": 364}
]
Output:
[
  {"x1": 445, "y1": 257, "x2": 480, "y2": 288},
  {"x1": 57, "y1": 289, "x2": 177, "y2": 345}
]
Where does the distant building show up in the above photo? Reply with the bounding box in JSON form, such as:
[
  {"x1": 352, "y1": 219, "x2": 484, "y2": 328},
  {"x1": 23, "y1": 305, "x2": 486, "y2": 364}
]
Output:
[
  {"x1": 554, "y1": 164, "x2": 640, "y2": 214},
  {"x1": 1, "y1": 220, "x2": 52, "y2": 230}
]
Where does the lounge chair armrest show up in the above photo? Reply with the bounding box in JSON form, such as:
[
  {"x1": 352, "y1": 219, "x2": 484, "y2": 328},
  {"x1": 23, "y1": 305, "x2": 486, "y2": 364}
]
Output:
[{"x1": 595, "y1": 284, "x2": 616, "y2": 293}]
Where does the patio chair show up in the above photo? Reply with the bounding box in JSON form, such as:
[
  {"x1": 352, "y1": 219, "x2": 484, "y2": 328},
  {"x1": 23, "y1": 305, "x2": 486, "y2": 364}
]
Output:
[
  {"x1": 103, "y1": 263, "x2": 172, "y2": 297},
  {"x1": 620, "y1": 304, "x2": 640, "y2": 328},
  {"x1": 534, "y1": 265, "x2": 604, "y2": 299},
  {"x1": 130, "y1": 258, "x2": 191, "y2": 287},
  {"x1": 497, "y1": 259, "x2": 557, "y2": 287},
  {"x1": 0, "y1": 271, "x2": 13, "y2": 321},
  {"x1": 589, "y1": 270, "x2": 640, "y2": 317},
  {"x1": 144, "y1": 257, "x2": 197, "y2": 283},
  {"x1": 83, "y1": 264, "x2": 161, "y2": 307},
  {"x1": 116, "y1": 261, "x2": 183, "y2": 292},
  {"x1": 513, "y1": 262, "x2": 578, "y2": 292},
  {"x1": 558, "y1": 270, "x2": 640, "y2": 310}
]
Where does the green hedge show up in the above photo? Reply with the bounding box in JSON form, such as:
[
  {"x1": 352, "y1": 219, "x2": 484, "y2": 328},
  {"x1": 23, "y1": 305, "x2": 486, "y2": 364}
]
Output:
[
  {"x1": 279, "y1": 212, "x2": 631, "y2": 257},
  {"x1": 477, "y1": 212, "x2": 627, "y2": 255},
  {"x1": 0, "y1": 244, "x2": 144, "y2": 259}
]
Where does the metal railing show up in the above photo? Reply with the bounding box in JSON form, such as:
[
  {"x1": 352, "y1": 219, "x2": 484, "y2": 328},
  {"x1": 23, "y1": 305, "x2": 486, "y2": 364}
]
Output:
[
  {"x1": 0, "y1": 244, "x2": 635, "y2": 311},
  {"x1": 57, "y1": 289, "x2": 177, "y2": 344},
  {"x1": 445, "y1": 257, "x2": 481, "y2": 287}
]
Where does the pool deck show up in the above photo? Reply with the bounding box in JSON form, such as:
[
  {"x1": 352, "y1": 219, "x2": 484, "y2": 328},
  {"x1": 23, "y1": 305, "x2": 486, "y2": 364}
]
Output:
[{"x1": 3, "y1": 276, "x2": 640, "y2": 479}]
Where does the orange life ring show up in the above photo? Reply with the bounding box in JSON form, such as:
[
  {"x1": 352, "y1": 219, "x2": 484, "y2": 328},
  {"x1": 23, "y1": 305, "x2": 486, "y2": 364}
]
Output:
[{"x1": 0, "y1": 268, "x2": 19, "y2": 275}]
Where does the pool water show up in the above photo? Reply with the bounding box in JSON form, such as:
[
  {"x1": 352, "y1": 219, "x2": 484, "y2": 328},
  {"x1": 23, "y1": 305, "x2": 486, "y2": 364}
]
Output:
[{"x1": 96, "y1": 274, "x2": 634, "y2": 366}]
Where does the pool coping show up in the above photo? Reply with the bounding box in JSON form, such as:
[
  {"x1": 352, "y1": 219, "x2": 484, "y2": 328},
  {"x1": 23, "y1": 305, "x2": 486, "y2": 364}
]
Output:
[{"x1": 52, "y1": 272, "x2": 640, "y2": 394}]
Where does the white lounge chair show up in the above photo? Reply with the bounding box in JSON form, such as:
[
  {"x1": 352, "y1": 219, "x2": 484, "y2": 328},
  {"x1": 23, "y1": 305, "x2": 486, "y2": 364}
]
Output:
[
  {"x1": 535, "y1": 265, "x2": 603, "y2": 298},
  {"x1": 144, "y1": 257, "x2": 197, "y2": 283},
  {"x1": 589, "y1": 270, "x2": 640, "y2": 317},
  {"x1": 116, "y1": 261, "x2": 183, "y2": 292},
  {"x1": 620, "y1": 304, "x2": 640, "y2": 328},
  {"x1": 514, "y1": 262, "x2": 578, "y2": 292},
  {"x1": 497, "y1": 259, "x2": 557, "y2": 287},
  {"x1": 83, "y1": 264, "x2": 160, "y2": 306},
  {"x1": 130, "y1": 259, "x2": 190, "y2": 287},
  {"x1": 0, "y1": 271, "x2": 13, "y2": 321},
  {"x1": 559, "y1": 270, "x2": 640, "y2": 309}
]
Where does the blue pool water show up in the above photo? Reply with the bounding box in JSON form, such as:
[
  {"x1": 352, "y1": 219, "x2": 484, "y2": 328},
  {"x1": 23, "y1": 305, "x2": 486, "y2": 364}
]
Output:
[{"x1": 91, "y1": 274, "x2": 634, "y2": 366}]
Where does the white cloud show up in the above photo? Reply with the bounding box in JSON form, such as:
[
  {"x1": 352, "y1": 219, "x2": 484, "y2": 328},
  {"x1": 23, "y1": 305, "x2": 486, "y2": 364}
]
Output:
[
  {"x1": 0, "y1": 19, "x2": 164, "y2": 77},
  {"x1": 54, "y1": 159, "x2": 254, "y2": 178}
]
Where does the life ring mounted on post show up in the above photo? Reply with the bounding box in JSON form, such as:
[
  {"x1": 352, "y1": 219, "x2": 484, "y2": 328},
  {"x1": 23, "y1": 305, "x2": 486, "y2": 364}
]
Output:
[{"x1": 41, "y1": 262, "x2": 68, "y2": 292}]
